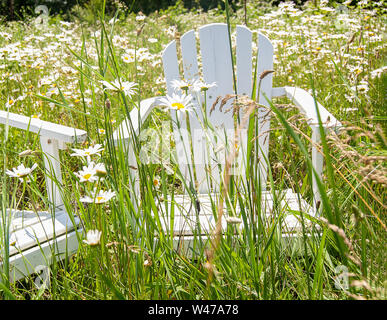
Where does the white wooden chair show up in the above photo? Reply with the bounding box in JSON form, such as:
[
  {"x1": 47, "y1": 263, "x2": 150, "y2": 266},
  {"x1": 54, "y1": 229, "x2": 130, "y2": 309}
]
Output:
[
  {"x1": 113, "y1": 23, "x2": 341, "y2": 254},
  {"x1": 0, "y1": 110, "x2": 86, "y2": 283}
]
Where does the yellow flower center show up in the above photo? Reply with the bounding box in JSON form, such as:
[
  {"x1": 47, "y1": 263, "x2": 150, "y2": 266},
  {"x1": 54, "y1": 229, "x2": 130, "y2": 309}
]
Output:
[
  {"x1": 172, "y1": 102, "x2": 185, "y2": 110},
  {"x1": 9, "y1": 99, "x2": 14, "y2": 105},
  {"x1": 97, "y1": 196, "x2": 105, "y2": 202},
  {"x1": 83, "y1": 173, "x2": 92, "y2": 180}
]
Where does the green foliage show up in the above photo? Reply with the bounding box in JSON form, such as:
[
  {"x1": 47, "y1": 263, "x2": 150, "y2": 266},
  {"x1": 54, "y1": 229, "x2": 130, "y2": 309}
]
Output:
[{"x1": 0, "y1": 0, "x2": 243, "y2": 21}]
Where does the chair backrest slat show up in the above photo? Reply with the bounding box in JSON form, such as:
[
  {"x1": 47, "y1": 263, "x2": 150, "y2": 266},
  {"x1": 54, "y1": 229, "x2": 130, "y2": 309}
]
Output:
[
  {"x1": 181, "y1": 30, "x2": 200, "y2": 83},
  {"x1": 163, "y1": 40, "x2": 191, "y2": 184},
  {"x1": 255, "y1": 33, "x2": 274, "y2": 186},
  {"x1": 236, "y1": 25, "x2": 253, "y2": 98},
  {"x1": 199, "y1": 23, "x2": 234, "y2": 130},
  {"x1": 162, "y1": 40, "x2": 181, "y2": 95}
]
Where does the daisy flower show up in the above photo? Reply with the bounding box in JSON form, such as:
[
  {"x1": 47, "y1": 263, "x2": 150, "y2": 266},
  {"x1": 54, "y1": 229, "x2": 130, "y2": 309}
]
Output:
[
  {"x1": 100, "y1": 79, "x2": 120, "y2": 91},
  {"x1": 71, "y1": 144, "x2": 104, "y2": 163},
  {"x1": 5, "y1": 97, "x2": 16, "y2": 109},
  {"x1": 95, "y1": 163, "x2": 107, "y2": 178},
  {"x1": 192, "y1": 79, "x2": 217, "y2": 93},
  {"x1": 159, "y1": 93, "x2": 194, "y2": 113},
  {"x1": 152, "y1": 175, "x2": 161, "y2": 189},
  {"x1": 122, "y1": 53, "x2": 135, "y2": 64},
  {"x1": 351, "y1": 83, "x2": 369, "y2": 94},
  {"x1": 120, "y1": 81, "x2": 138, "y2": 98},
  {"x1": 80, "y1": 189, "x2": 116, "y2": 204},
  {"x1": 83, "y1": 230, "x2": 102, "y2": 246},
  {"x1": 6, "y1": 163, "x2": 38, "y2": 182},
  {"x1": 101, "y1": 79, "x2": 137, "y2": 98},
  {"x1": 370, "y1": 66, "x2": 387, "y2": 79},
  {"x1": 75, "y1": 162, "x2": 99, "y2": 183},
  {"x1": 171, "y1": 79, "x2": 193, "y2": 92}
]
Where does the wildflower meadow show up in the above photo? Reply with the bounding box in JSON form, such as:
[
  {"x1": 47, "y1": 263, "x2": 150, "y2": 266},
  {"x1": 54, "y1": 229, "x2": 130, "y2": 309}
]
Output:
[{"x1": 0, "y1": 0, "x2": 386, "y2": 301}]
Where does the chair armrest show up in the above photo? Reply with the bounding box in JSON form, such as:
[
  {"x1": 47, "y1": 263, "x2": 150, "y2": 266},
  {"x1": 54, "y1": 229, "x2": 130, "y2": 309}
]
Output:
[
  {"x1": 112, "y1": 96, "x2": 165, "y2": 143},
  {"x1": 271, "y1": 86, "x2": 342, "y2": 210},
  {"x1": 272, "y1": 86, "x2": 342, "y2": 131},
  {"x1": 0, "y1": 110, "x2": 87, "y2": 144}
]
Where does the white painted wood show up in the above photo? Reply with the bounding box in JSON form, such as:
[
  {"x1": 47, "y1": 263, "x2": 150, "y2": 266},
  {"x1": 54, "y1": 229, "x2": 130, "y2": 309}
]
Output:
[
  {"x1": 195, "y1": 24, "x2": 234, "y2": 193},
  {"x1": 235, "y1": 25, "x2": 253, "y2": 182},
  {"x1": 162, "y1": 40, "x2": 196, "y2": 190},
  {"x1": 40, "y1": 136, "x2": 64, "y2": 209},
  {"x1": 236, "y1": 25, "x2": 253, "y2": 97},
  {"x1": 162, "y1": 190, "x2": 315, "y2": 229},
  {"x1": 282, "y1": 86, "x2": 342, "y2": 129},
  {"x1": 0, "y1": 111, "x2": 87, "y2": 283},
  {"x1": 180, "y1": 30, "x2": 204, "y2": 189},
  {"x1": 256, "y1": 33, "x2": 274, "y2": 105},
  {"x1": 169, "y1": 231, "x2": 309, "y2": 257},
  {"x1": 271, "y1": 86, "x2": 286, "y2": 98},
  {"x1": 113, "y1": 97, "x2": 164, "y2": 175},
  {"x1": 255, "y1": 32, "x2": 274, "y2": 189},
  {"x1": 113, "y1": 97, "x2": 166, "y2": 208},
  {"x1": 162, "y1": 40, "x2": 181, "y2": 96},
  {"x1": 199, "y1": 23, "x2": 234, "y2": 129},
  {"x1": 0, "y1": 110, "x2": 87, "y2": 143},
  {"x1": 271, "y1": 86, "x2": 342, "y2": 210},
  {"x1": 113, "y1": 97, "x2": 164, "y2": 142},
  {"x1": 312, "y1": 130, "x2": 323, "y2": 210},
  {"x1": 1, "y1": 208, "x2": 81, "y2": 283},
  {"x1": 4, "y1": 228, "x2": 82, "y2": 283},
  {"x1": 58, "y1": 140, "x2": 67, "y2": 150},
  {"x1": 8, "y1": 210, "x2": 79, "y2": 256},
  {"x1": 8, "y1": 209, "x2": 52, "y2": 232},
  {"x1": 272, "y1": 88, "x2": 329, "y2": 210},
  {"x1": 153, "y1": 189, "x2": 318, "y2": 256},
  {"x1": 180, "y1": 30, "x2": 200, "y2": 83}
]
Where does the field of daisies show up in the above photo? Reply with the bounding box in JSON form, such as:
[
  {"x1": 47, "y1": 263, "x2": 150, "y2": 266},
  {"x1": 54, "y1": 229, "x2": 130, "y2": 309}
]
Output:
[{"x1": 0, "y1": 0, "x2": 386, "y2": 300}]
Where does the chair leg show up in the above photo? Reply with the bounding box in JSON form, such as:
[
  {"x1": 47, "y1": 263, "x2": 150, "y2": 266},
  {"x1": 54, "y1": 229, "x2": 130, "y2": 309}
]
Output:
[
  {"x1": 312, "y1": 129, "x2": 323, "y2": 212},
  {"x1": 40, "y1": 136, "x2": 64, "y2": 210},
  {"x1": 128, "y1": 142, "x2": 140, "y2": 211}
]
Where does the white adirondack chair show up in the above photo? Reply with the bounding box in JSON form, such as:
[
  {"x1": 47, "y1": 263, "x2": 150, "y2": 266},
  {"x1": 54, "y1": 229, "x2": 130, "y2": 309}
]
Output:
[
  {"x1": 0, "y1": 110, "x2": 86, "y2": 283},
  {"x1": 113, "y1": 23, "x2": 341, "y2": 254}
]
